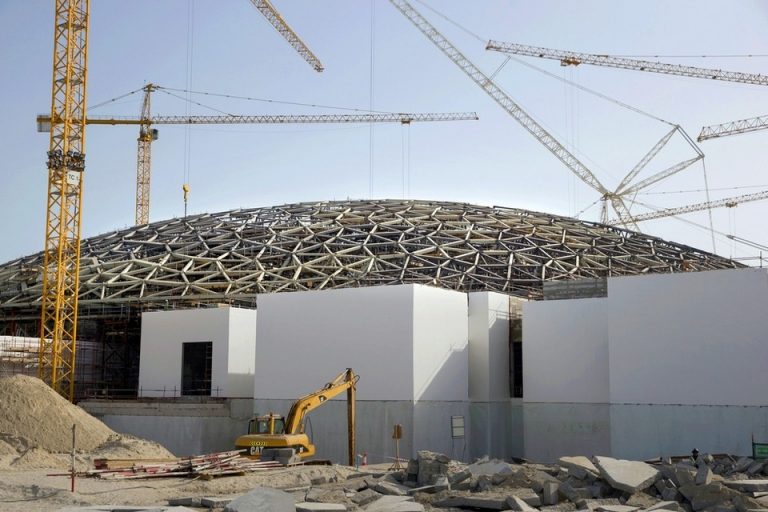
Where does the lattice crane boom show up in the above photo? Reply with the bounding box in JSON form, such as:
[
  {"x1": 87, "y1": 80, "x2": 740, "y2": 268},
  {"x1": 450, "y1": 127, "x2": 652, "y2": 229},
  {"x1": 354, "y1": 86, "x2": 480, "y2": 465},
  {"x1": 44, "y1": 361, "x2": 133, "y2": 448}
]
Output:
[
  {"x1": 698, "y1": 114, "x2": 768, "y2": 141},
  {"x1": 38, "y1": 107, "x2": 478, "y2": 225},
  {"x1": 607, "y1": 189, "x2": 768, "y2": 225},
  {"x1": 249, "y1": 0, "x2": 324, "y2": 72},
  {"x1": 486, "y1": 41, "x2": 768, "y2": 86},
  {"x1": 388, "y1": 0, "x2": 609, "y2": 197},
  {"x1": 40, "y1": 0, "x2": 90, "y2": 401}
]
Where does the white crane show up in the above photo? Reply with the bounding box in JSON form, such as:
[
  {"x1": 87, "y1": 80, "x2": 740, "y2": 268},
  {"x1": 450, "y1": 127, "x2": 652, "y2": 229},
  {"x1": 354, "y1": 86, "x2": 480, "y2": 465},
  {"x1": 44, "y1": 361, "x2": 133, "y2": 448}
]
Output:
[{"x1": 388, "y1": 0, "x2": 704, "y2": 231}]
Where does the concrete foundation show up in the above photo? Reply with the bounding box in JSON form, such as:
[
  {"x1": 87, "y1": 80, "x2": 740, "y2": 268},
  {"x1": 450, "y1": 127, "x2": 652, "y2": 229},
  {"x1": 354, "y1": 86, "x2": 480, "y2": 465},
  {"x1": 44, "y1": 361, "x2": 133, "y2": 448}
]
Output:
[{"x1": 81, "y1": 399, "x2": 253, "y2": 457}]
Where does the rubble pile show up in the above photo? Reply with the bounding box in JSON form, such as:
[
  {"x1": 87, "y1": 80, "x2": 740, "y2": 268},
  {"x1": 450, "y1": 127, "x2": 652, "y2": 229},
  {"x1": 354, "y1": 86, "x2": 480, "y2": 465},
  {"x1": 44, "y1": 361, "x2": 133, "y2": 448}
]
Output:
[{"x1": 241, "y1": 451, "x2": 768, "y2": 512}]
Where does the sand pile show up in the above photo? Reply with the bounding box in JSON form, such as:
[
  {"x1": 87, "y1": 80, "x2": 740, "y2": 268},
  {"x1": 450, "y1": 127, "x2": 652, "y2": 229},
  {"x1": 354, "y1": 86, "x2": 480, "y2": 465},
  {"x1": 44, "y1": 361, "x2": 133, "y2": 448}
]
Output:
[
  {"x1": 90, "y1": 433, "x2": 175, "y2": 460},
  {"x1": 0, "y1": 375, "x2": 114, "y2": 452}
]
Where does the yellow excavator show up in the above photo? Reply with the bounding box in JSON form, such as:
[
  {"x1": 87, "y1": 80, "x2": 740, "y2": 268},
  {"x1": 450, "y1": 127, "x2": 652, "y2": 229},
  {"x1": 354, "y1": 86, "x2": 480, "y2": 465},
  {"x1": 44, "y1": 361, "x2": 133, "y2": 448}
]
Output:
[{"x1": 235, "y1": 368, "x2": 359, "y2": 465}]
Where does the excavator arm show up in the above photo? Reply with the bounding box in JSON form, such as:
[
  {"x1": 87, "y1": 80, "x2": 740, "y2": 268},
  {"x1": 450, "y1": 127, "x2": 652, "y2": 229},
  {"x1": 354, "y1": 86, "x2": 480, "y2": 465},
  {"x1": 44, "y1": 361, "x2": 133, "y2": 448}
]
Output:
[{"x1": 284, "y1": 368, "x2": 358, "y2": 435}]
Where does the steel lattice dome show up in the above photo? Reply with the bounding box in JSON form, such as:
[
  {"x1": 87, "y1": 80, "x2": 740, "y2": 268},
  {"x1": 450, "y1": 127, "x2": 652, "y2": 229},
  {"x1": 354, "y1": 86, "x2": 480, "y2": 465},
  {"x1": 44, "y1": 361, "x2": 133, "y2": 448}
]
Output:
[{"x1": 0, "y1": 199, "x2": 740, "y2": 309}]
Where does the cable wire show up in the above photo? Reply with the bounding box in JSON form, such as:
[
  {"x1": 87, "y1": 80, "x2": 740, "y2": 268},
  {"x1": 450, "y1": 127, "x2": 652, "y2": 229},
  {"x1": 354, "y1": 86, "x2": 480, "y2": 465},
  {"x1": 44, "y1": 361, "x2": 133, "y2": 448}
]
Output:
[{"x1": 159, "y1": 86, "x2": 394, "y2": 114}]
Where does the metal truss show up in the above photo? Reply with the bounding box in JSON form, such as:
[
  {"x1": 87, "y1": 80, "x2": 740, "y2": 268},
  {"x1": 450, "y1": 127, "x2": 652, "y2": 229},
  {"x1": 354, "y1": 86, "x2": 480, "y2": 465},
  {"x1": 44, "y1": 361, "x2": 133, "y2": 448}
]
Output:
[{"x1": 0, "y1": 200, "x2": 739, "y2": 310}]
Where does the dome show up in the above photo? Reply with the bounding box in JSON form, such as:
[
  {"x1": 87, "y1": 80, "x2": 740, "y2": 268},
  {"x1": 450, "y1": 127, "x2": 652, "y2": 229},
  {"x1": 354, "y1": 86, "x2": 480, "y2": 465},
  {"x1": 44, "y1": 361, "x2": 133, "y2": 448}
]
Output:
[{"x1": 0, "y1": 199, "x2": 740, "y2": 309}]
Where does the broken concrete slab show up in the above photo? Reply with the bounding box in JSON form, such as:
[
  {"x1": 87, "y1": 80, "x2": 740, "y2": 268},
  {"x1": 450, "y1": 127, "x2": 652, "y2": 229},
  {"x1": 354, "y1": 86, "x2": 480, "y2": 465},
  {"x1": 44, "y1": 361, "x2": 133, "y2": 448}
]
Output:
[
  {"x1": 296, "y1": 504, "x2": 346, "y2": 512},
  {"x1": 645, "y1": 501, "x2": 684, "y2": 512},
  {"x1": 625, "y1": 492, "x2": 660, "y2": 509},
  {"x1": 723, "y1": 481, "x2": 768, "y2": 493},
  {"x1": 434, "y1": 492, "x2": 508, "y2": 510},
  {"x1": 593, "y1": 456, "x2": 661, "y2": 494},
  {"x1": 468, "y1": 458, "x2": 516, "y2": 477},
  {"x1": 575, "y1": 498, "x2": 622, "y2": 511},
  {"x1": 224, "y1": 487, "x2": 295, "y2": 512},
  {"x1": 364, "y1": 495, "x2": 423, "y2": 512},
  {"x1": 506, "y1": 495, "x2": 538, "y2": 512},
  {"x1": 733, "y1": 458, "x2": 755, "y2": 474},
  {"x1": 539, "y1": 503, "x2": 578, "y2": 512},
  {"x1": 167, "y1": 497, "x2": 202, "y2": 507},
  {"x1": 543, "y1": 481, "x2": 560, "y2": 506},
  {"x1": 203, "y1": 496, "x2": 235, "y2": 509},
  {"x1": 696, "y1": 465, "x2": 713, "y2": 485},
  {"x1": 373, "y1": 480, "x2": 410, "y2": 496},
  {"x1": 559, "y1": 480, "x2": 593, "y2": 502},
  {"x1": 748, "y1": 463, "x2": 766, "y2": 476},
  {"x1": 305, "y1": 489, "x2": 347, "y2": 504},
  {"x1": 679, "y1": 483, "x2": 739, "y2": 511},
  {"x1": 594, "y1": 506, "x2": 640, "y2": 512},
  {"x1": 351, "y1": 489, "x2": 381, "y2": 507},
  {"x1": 505, "y1": 487, "x2": 541, "y2": 507},
  {"x1": 558, "y1": 456, "x2": 600, "y2": 480}
]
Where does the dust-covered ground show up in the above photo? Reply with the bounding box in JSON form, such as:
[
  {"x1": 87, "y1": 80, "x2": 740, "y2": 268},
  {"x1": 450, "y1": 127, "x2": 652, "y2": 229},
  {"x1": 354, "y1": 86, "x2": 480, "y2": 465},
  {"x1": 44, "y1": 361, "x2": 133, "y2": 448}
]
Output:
[{"x1": 0, "y1": 463, "x2": 358, "y2": 511}]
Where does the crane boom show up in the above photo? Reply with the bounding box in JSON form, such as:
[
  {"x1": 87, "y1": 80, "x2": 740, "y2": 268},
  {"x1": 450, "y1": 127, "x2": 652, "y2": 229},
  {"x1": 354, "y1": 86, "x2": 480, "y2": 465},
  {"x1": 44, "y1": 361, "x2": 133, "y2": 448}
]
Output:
[
  {"x1": 607, "y1": 189, "x2": 768, "y2": 225},
  {"x1": 39, "y1": 0, "x2": 90, "y2": 401},
  {"x1": 38, "y1": 108, "x2": 478, "y2": 225},
  {"x1": 698, "y1": 114, "x2": 768, "y2": 141},
  {"x1": 388, "y1": 0, "x2": 608, "y2": 195},
  {"x1": 486, "y1": 41, "x2": 768, "y2": 86},
  {"x1": 249, "y1": 0, "x2": 324, "y2": 72},
  {"x1": 38, "y1": 112, "x2": 479, "y2": 126}
]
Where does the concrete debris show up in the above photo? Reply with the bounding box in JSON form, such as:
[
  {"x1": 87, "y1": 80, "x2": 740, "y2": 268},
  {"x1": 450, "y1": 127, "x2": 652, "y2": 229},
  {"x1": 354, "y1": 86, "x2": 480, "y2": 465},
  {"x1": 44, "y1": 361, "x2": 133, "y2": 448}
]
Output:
[
  {"x1": 351, "y1": 489, "x2": 382, "y2": 507},
  {"x1": 593, "y1": 456, "x2": 661, "y2": 494},
  {"x1": 696, "y1": 465, "x2": 714, "y2": 485},
  {"x1": 364, "y1": 495, "x2": 423, "y2": 512},
  {"x1": 415, "y1": 451, "x2": 452, "y2": 486},
  {"x1": 723, "y1": 480, "x2": 768, "y2": 493},
  {"x1": 542, "y1": 481, "x2": 560, "y2": 505},
  {"x1": 558, "y1": 456, "x2": 600, "y2": 480},
  {"x1": 82, "y1": 450, "x2": 768, "y2": 512},
  {"x1": 507, "y1": 495, "x2": 539, "y2": 511},
  {"x1": 296, "y1": 504, "x2": 346, "y2": 512},
  {"x1": 223, "y1": 487, "x2": 294, "y2": 512}
]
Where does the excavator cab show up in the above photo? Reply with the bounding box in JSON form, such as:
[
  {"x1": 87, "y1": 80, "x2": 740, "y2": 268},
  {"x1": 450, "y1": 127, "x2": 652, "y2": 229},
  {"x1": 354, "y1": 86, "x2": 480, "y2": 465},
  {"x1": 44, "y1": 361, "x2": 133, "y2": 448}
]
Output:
[{"x1": 248, "y1": 413, "x2": 285, "y2": 435}]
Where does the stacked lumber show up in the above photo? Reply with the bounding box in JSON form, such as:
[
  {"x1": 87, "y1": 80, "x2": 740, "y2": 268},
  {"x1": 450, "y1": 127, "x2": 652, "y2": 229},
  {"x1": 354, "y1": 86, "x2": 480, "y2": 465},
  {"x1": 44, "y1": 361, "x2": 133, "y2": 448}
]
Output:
[{"x1": 88, "y1": 450, "x2": 284, "y2": 480}]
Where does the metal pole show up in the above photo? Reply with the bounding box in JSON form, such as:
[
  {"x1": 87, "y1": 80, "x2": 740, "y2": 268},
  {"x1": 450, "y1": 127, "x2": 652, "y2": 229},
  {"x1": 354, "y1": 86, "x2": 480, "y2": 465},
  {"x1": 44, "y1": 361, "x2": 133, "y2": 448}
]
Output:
[
  {"x1": 70, "y1": 423, "x2": 76, "y2": 492},
  {"x1": 347, "y1": 369, "x2": 356, "y2": 467}
]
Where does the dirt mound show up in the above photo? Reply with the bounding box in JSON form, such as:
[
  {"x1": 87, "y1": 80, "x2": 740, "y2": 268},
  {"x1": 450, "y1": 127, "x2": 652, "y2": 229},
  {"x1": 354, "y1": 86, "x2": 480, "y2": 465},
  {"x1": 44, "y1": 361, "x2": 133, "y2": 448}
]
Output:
[
  {"x1": 0, "y1": 375, "x2": 114, "y2": 452},
  {"x1": 90, "y1": 433, "x2": 175, "y2": 461},
  {"x1": 9, "y1": 447, "x2": 68, "y2": 470}
]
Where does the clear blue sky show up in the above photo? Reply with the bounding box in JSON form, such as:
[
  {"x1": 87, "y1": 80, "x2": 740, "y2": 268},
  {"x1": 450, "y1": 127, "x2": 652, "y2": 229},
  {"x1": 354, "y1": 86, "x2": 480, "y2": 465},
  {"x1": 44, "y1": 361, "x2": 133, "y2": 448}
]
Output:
[{"x1": 1, "y1": 0, "x2": 767, "y2": 264}]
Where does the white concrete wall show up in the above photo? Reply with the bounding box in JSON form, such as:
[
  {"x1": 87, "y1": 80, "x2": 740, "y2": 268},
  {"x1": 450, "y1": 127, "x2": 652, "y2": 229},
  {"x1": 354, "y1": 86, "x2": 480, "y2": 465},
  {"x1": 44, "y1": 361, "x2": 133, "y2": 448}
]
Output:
[
  {"x1": 468, "y1": 292, "x2": 512, "y2": 402},
  {"x1": 139, "y1": 306, "x2": 257, "y2": 398},
  {"x1": 254, "y1": 285, "x2": 414, "y2": 401},
  {"x1": 254, "y1": 284, "x2": 468, "y2": 402},
  {"x1": 412, "y1": 285, "x2": 469, "y2": 401},
  {"x1": 608, "y1": 268, "x2": 768, "y2": 406},
  {"x1": 225, "y1": 307, "x2": 258, "y2": 397},
  {"x1": 522, "y1": 297, "x2": 609, "y2": 403}
]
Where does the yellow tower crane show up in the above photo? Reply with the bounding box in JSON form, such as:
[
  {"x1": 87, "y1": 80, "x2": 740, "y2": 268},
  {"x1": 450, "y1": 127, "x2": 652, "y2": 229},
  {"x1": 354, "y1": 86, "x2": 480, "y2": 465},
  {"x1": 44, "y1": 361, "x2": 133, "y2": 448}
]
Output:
[
  {"x1": 40, "y1": 0, "x2": 325, "y2": 401},
  {"x1": 38, "y1": 85, "x2": 478, "y2": 225},
  {"x1": 39, "y1": 0, "x2": 90, "y2": 401}
]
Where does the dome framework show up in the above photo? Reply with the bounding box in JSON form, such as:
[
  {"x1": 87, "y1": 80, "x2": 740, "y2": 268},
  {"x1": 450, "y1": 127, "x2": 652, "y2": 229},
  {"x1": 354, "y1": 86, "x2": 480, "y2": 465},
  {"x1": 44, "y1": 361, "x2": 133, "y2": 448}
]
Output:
[{"x1": 0, "y1": 199, "x2": 740, "y2": 311}]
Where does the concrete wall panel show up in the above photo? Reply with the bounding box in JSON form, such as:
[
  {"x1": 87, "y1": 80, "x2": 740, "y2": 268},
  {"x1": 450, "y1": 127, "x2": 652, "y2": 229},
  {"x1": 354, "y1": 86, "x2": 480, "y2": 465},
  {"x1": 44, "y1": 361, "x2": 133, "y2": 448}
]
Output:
[
  {"x1": 412, "y1": 286, "x2": 469, "y2": 401},
  {"x1": 608, "y1": 268, "x2": 768, "y2": 406},
  {"x1": 469, "y1": 292, "x2": 512, "y2": 402},
  {"x1": 523, "y1": 298, "x2": 609, "y2": 403},
  {"x1": 254, "y1": 286, "x2": 414, "y2": 401}
]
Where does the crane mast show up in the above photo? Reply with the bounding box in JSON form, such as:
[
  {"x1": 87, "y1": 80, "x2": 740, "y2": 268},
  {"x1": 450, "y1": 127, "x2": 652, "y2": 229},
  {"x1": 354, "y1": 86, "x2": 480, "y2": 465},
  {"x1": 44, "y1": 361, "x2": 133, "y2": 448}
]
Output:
[
  {"x1": 136, "y1": 84, "x2": 158, "y2": 225},
  {"x1": 485, "y1": 41, "x2": 768, "y2": 86},
  {"x1": 40, "y1": 0, "x2": 90, "y2": 401},
  {"x1": 698, "y1": 114, "x2": 768, "y2": 141}
]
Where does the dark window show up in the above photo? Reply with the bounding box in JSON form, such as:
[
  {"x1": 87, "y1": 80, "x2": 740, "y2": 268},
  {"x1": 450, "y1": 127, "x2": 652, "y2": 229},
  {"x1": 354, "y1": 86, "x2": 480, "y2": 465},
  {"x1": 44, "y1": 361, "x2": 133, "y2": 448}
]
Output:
[
  {"x1": 510, "y1": 317, "x2": 523, "y2": 398},
  {"x1": 181, "y1": 341, "x2": 212, "y2": 396}
]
